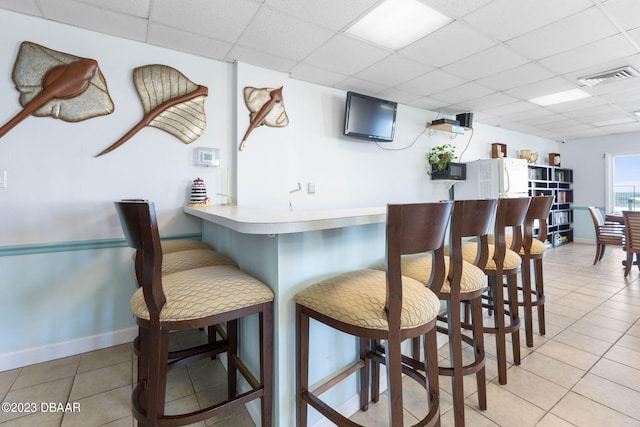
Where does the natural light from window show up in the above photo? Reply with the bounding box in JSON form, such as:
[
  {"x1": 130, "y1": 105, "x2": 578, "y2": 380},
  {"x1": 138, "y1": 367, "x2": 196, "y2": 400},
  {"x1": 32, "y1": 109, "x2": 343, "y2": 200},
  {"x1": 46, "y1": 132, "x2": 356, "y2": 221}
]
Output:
[{"x1": 613, "y1": 154, "x2": 640, "y2": 212}]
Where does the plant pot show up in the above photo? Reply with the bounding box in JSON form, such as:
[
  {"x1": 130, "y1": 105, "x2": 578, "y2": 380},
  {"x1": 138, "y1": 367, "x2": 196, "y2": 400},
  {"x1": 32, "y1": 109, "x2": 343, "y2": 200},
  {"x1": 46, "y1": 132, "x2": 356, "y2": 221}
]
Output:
[{"x1": 430, "y1": 162, "x2": 466, "y2": 180}]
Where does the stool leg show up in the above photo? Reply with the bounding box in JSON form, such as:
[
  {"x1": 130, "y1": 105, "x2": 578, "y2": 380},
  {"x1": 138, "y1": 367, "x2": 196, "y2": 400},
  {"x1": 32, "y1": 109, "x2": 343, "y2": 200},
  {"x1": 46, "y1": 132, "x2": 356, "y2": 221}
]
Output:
[
  {"x1": 371, "y1": 339, "x2": 380, "y2": 403},
  {"x1": 534, "y1": 258, "x2": 545, "y2": 336},
  {"x1": 423, "y1": 327, "x2": 440, "y2": 424},
  {"x1": 296, "y1": 305, "x2": 309, "y2": 427},
  {"x1": 447, "y1": 300, "x2": 466, "y2": 427},
  {"x1": 471, "y1": 297, "x2": 487, "y2": 410},
  {"x1": 490, "y1": 275, "x2": 508, "y2": 385},
  {"x1": 227, "y1": 320, "x2": 238, "y2": 398},
  {"x1": 507, "y1": 273, "x2": 521, "y2": 365},
  {"x1": 359, "y1": 337, "x2": 370, "y2": 411},
  {"x1": 261, "y1": 304, "x2": 274, "y2": 427},
  {"x1": 146, "y1": 327, "x2": 170, "y2": 424},
  {"x1": 521, "y1": 257, "x2": 534, "y2": 347},
  {"x1": 383, "y1": 333, "x2": 404, "y2": 426}
]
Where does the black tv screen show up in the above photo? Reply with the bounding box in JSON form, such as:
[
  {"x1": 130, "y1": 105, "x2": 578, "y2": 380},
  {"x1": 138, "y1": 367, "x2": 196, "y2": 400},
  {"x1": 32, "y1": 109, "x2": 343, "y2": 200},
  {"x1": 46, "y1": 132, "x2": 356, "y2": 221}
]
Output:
[{"x1": 343, "y1": 92, "x2": 397, "y2": 142}]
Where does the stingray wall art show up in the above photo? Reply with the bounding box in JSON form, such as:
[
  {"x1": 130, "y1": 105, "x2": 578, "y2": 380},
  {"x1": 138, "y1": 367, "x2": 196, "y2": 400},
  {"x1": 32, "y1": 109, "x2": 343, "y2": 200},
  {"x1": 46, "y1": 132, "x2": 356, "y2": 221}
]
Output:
[
  {"x1": 96, "y1": 64, "x2": 208, "y2": 157},
  {"x1": 0, "y1": 41, "x2": 114, "y2": 139},
  {"x1": 240, "y1": 86, "x2": 288, "y2": 151}
]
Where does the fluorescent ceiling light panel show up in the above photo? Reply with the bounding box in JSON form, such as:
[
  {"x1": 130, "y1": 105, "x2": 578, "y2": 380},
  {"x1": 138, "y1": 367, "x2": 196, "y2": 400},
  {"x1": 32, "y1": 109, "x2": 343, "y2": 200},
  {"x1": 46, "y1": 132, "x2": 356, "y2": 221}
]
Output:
[
  {"x1": 529, "y1": 88, "x2": 591, "y2": 106},
  {"x1": 635, "y1": 111, "x2": 640, "y2": 117},
  {"x1": 346, "y1": 0, "x2": 452, "y2": 50}
]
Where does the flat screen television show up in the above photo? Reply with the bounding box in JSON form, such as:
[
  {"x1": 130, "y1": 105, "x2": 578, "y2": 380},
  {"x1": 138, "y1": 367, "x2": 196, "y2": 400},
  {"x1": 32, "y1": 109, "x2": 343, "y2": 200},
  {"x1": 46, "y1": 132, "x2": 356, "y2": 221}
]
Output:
[{"x1": 343, "y1": 91, "x2": 397, "y2": 142}]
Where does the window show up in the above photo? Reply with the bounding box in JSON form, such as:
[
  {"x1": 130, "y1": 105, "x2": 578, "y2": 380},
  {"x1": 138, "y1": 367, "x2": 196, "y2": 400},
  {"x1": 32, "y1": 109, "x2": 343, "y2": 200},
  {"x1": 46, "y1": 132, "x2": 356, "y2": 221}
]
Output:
[{"x1": 612, "y1": 154, "x2": 640, "y2": 212}]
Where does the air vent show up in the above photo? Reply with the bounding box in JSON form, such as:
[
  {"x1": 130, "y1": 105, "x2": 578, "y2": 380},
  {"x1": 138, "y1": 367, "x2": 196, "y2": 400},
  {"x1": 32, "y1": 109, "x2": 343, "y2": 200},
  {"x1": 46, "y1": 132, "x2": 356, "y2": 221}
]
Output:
[{"x1": 578, "y1": 66, "x2": 640, "y2": 86}]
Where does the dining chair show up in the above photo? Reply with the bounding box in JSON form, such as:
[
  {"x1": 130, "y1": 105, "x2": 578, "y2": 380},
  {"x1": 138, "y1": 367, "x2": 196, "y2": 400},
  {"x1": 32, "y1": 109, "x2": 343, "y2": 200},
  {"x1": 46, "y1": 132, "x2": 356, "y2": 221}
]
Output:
[
  {"x1": 588, "y1": 206, "x2": 625, "y2": 264},
  {"x1": 517, "y1": 195, "x2": 554, "y2": 347},
  {"x1": 295, "y1": 202, "x2": 451, "y2": 427},
  {"x1": 623, "y1": 210, "x2": 640, "y2": 277},
  {"x1": 463, "y1": 197, "x2": 530, "y2": 385},
  {"x1": 115, "y1": 200, "x2": 274, "y2": 426},
  {"x1": 386, "y1": 199, "x2": 496, "y2": 427}
]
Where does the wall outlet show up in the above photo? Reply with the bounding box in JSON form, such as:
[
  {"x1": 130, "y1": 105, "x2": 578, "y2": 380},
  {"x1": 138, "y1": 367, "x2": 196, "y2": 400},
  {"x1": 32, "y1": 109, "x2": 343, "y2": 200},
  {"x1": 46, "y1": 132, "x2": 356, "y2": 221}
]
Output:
[
  {"x1": 307, "y1": 182, "x2": 315, "y2": 194},
  {"x1": 0, "y1": 170, "x2": 6, "y2": 188}
]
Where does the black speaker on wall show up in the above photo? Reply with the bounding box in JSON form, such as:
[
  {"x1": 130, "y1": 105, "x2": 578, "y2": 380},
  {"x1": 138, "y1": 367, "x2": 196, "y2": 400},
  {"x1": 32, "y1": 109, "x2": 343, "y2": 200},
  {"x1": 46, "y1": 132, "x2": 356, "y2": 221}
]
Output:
[{"x1": 456, "y1": 112, "x2": 473, "y2": 128}]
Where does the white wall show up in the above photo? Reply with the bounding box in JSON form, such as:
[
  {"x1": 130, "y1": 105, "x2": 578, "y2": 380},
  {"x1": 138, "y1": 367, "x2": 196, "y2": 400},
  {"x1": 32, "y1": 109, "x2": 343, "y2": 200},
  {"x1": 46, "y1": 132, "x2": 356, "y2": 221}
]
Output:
[
  {"x1": 0, "y1": 9, "x2": 562, "y2": 368},
  {"x1": 560, "y1": 131, "x2": 640, "y2": 241}
]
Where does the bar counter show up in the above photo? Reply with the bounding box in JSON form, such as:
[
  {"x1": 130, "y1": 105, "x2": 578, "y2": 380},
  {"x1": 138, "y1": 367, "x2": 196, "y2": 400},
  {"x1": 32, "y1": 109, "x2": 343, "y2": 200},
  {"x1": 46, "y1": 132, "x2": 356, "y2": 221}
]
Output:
[{"x1": 184, "y1": 204, "x2": 388, "y2": 426}]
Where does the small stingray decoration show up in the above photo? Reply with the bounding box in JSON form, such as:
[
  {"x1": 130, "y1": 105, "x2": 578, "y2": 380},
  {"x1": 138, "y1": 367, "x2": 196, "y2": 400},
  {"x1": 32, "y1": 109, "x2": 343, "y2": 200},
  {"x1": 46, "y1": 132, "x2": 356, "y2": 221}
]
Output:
[
  {"x1": 0, "y1": 41, "x2": 114, "y2": 139},
  {"x1": 96, "y1": 64, "x2": 208, "y2": 157},
  {"x1": 240, "y1": 86, "x2": 289, "y2": 151}
]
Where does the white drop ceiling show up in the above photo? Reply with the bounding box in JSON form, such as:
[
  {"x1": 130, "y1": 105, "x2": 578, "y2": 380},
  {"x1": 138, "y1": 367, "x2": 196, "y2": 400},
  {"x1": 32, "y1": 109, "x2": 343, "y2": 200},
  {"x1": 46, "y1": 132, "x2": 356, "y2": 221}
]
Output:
[{"x1": 2, "y1": 0, "x2": 640, "y2": 141}]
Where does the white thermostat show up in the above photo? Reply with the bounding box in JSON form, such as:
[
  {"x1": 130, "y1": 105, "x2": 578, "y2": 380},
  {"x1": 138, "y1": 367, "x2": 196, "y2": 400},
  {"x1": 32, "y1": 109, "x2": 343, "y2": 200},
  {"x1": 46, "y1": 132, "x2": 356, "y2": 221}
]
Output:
[{"x1": 195, "y1": 147, "x2": 220, "y2": 167}]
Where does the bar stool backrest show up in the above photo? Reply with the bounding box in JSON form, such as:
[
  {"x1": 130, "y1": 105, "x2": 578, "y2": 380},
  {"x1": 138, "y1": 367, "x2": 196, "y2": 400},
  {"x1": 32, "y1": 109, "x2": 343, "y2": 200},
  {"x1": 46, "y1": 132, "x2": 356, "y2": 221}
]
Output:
[
  {"x1": 524, "y1": 196, "x2": 554, "y2": 255},
  {"x1": 114, "y1": 200, "x2": 166, "y2": 319},
  {"x1": 385, "y1": 202, "x2": 452, "y2": 325}
]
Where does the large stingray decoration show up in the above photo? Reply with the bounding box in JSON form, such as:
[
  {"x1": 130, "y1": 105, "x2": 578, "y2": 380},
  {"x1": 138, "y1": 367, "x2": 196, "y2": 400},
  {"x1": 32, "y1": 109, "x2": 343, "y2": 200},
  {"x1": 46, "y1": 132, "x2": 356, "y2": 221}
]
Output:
[
  {"x1": 240, "y1": 86, "x2": 288, "y2": 151},
  {"x1": 96, "y1": 64, "x2": 208, "y2": 157},
  {"x1": 0, "y1": 41, "x2": 114, "y2": 139}
]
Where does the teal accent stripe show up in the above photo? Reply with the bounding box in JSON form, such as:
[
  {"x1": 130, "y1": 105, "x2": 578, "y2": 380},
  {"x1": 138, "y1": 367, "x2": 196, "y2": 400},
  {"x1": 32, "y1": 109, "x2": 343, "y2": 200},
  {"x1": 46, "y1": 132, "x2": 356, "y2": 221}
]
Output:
[{"x1": 0, "y1": 233, "x2": 202, "y2": 257}]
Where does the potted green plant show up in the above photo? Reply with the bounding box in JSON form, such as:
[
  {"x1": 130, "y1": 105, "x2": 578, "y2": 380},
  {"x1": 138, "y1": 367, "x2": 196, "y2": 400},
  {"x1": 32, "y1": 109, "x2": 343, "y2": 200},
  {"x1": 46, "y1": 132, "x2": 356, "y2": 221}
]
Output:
[{"x1": 427, "y1": 143, "x2": 466, "y2": 180}]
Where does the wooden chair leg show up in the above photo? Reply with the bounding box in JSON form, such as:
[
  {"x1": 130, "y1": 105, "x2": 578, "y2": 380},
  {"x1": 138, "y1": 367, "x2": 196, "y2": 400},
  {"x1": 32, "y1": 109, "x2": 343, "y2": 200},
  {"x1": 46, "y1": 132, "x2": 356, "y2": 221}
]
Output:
[
  {"x1": 261, "y1": 305, "x2": 274, "y2": 427},
  {"x1": 600, "y1": 244, "x2": 607, "y2": 261},
  {"x1": 370, "y1": 339, "x2": 380, "y2": 403},
  {"x1": 227, "y1": 320, "x2": 238, "y2": 398},
  {"x1": 593, "y1": 244, "x2": 601, "y2": 264},
  {"x1": 447, "y1": 300, "x2": 466, "y2": 427},
  {"x1": 359, "y1": 337, "x2": 370, "y2": 412},
  {"x1": 490, "y1": 275, "x2": 508, "y2": 385},
  {"x1": 383, "y1": 333, "x2": 404, "y2": 426},
  {"x1": 507, "y1": 273, "x2": 521, "y2": 365},
  {"x1": 146, "y1": 327, "x2": 170, "y2": 424},
  {"x1": 534, "y1": 259, "x2": 546, "y2": 336},
  {"x1": 471, "y1": 297, "x2": 487, "y2": 410},
  {"x1": 423, "y1": 327, "x2": 440, "y2": 422},
  {"x1": 296, "y1": 305, "x2": 309, "y2": 427},
  {"x1": 625, "y1": 250, "x2": 634, "y2": 276},
  {"x1": 521, "y1": 258, "x2": 534, "y2": 347}
]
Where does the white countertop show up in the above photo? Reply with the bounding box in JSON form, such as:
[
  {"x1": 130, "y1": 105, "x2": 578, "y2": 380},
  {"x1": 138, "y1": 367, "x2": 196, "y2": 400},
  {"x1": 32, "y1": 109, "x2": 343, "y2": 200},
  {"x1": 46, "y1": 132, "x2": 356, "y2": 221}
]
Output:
[{"x1": 183, "y1": 204, "x2": 386, "y2": 235}]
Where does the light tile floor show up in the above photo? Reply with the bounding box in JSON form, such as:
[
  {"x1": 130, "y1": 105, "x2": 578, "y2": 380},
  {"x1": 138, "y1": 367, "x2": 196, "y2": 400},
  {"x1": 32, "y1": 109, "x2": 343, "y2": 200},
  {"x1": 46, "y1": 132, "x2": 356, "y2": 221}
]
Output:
[{"x1": 1, "y1": 243, "x2": 639, "y2": 426}]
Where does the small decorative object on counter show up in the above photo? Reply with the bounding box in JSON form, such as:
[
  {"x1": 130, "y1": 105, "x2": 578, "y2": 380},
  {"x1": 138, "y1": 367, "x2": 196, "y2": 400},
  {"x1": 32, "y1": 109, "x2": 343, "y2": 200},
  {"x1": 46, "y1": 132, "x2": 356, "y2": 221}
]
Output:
[
  {"x1": 188, "y1": 177, "x2": 210, "y2": 207},
  {"x1": 491, "y1": 142, "x2": 506, "y2": 158},
  {"x1": 549, "y1": 153, "x2": 561, "y2": 166}
]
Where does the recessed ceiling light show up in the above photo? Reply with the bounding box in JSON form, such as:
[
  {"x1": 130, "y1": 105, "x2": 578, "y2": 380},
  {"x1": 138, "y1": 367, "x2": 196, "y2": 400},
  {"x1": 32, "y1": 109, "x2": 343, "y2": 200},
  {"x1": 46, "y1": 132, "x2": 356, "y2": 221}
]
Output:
[
  {"x1": 345, "y1": 0, "x2": 452, "y2": 50},
  {"x1": 529, "y1": 88, "x2": 591, "y2": 106},
  {"x1": 635, "y1": 111, "x2": 640, "y2": 117}
]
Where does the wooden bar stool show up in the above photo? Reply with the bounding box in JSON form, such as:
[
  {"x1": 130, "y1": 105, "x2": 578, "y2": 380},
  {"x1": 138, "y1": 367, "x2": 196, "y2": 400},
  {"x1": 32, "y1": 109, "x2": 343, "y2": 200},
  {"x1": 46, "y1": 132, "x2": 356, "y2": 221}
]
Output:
[
  {"x1": 517, "y1": 195, "x2": 554, "y2": 347},
  {"x1": 295, "y1": 202, "x2": 451, "y2": 427},
  {"x1": 393, "y1": 199, "x2": 496, "y2": 427},
  {"x1": 463, "y1": 197, "x2": 530, "y2": 385},
  {"x1": 115, "y1": 200, "x2": 274, "y2": 426}
]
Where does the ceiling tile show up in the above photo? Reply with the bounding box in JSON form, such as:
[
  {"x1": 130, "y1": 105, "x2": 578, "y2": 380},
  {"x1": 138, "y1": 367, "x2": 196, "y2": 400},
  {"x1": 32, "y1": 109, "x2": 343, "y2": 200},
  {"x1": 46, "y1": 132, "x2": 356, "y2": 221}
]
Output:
[
  {"x1": 430, "y1": 82, "x2": 494, "y2": 104},
  {"x1": 40, "y1": 0, "x2": 147, "y2": 41},
  {"x1": 0, "y1": 0, "x2": 41, "y2": 15},
  {"x1": 304, "y1": 34, "x2": 391, "y2": 75},
  {"x1": 442, "y1": 45, "x2": 529, "y2": 80},
  {"x1": 152, "y1": 0, "x2": 259, "y2": 43},
  {"x1": 602, "y1": 0, "x2": 640, "y2": 31},
  {"x1": 505, "y1": 77, "x2": 576, "y2": 100},
  {"x1": 265, "y1": 0, "x2": 379, "y2": 31},
  {"x1": 237, "y1": 6, "x2": 334, "y2": 61},
  {"x1": 482, "y1": 101, "x2": 538, "y2": 117},
  {"x1": 539, "y1": 35, "x2": 637, "y2": 75},
  {"x1": 333, "y1": 76, "x2": 386, "y2": 95},
  {"x1": 289, "y1": 63, "x2": 348, "y2": 87},
  {"x1": 477, "y1": 62, "x2": 555, "y2": 91},
  {"x1": 399, "y1": 21, "x2": 495, "y2": 67},
  {"x1": 227, "y1": 46, "x2": 298, "y2": 73},
  {"x1": 422, "y1": 0, "x2": 493, "y2": 19},
  {"x1": 355, "y1": 55, "x2": 432, "y2": 87},
  {"x1": 148, "y1": 23, "x2": 232, "y2": 60},
  {"x1": 455, "y1": 92, "x2": 521, "y2": 112},
  {"x1": 544, "y1": 96, "x2": 610, "y2": 113},
  {"x1": 77, "y1": 0, "x2": 150, "y2": 17},
  {"x1": 374, "y1": 87, "x2": 423, "y2": 104},
  {"x1": 396, "y1": 69, "x2": 466, "y2": 96},
  {"x1": 506, "y1": 6, "x2": 619, "y2": 60},
  {"x1": 462, "y1": 0, "x2": 593, "y2": 41}
]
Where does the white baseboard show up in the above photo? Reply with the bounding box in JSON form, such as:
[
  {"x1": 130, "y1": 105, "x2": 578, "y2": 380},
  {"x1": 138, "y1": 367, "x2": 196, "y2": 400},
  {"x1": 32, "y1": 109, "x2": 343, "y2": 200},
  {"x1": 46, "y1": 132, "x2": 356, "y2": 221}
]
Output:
[{"x1": 0, "y1": 327, "x2": 137, "y2": 372}]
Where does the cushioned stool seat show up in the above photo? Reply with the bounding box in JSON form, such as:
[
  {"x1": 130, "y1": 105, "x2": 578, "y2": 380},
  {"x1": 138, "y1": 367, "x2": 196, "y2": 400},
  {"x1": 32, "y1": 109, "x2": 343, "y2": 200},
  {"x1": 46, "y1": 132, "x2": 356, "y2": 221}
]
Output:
[
  {"x1": 131, "y1": 265, "x2": 273, "y2": 321},
  {"x1": 397, "y1": 254, "x2": 486, "y2": 293},
  {"x1": 296, "y1": 269, "x2": 441, "y2": 330},
  {"x1": 161, "y1": 249, "x2": 237, "y2": 275},
  {"x1": 160, "y1": 239, "x2": 211, "y2": 254},
  {"x1": 462, "y1": 242, "x2": 522, "y2": 270}
]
